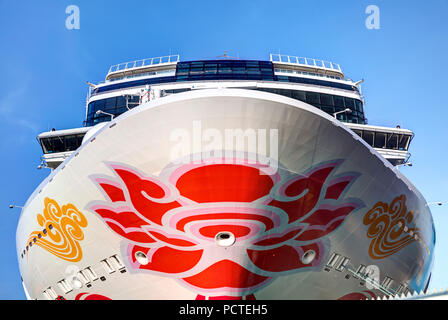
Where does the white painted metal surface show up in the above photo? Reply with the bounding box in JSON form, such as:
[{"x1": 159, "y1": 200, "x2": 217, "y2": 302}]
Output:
[{"x1": 17, "y1": 89, "x2": 435, "y2": 300}]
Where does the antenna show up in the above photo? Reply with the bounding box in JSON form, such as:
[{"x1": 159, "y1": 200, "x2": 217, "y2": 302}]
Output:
[{"x1": 216, "y1": 51, "x2": 238, "y2": 60}]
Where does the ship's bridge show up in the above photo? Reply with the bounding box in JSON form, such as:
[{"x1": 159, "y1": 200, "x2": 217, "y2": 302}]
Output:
[
  {"x1": 37, "y1": 127, "x2": 90, "y2": 169},
  {"x1": 345, "y1": 123, "x2": 413, "y2": 166}
]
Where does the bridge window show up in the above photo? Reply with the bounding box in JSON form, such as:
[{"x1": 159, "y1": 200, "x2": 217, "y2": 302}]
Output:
[
  {"x1": 374, "y1": 132, "x2": 387, "y2": 148},
  {"x1": 353, "y1": 130, "x2": 412, "y2": 151},
  {"x1": 85, "y1": 95, "x2": 140, "y2": 127},
  {"x1": 386, "y1": 133, "x2": 399, "y2": 149},
  {"x1": 333, "y1": 95, "x2": 345, "y2": 108},
  {"x1": 320, "y1": 94, "x2": 333, "y2": 106},
  {"x1": 362, "y1": 131, "x2": 374, "y2": 146},
  {"x1": 253, "y1": 88, "x2": 365, "y2": 124},
  {"x1": 40, "y1": 133, "x2": 86, "y2": 154},
  {"x1": 306, "y1": 92, "x2": 320, "y2": 104},
  {"x1": 344, "y1": 97, "x2": 355, "y2": 109},
  {"x1": 398, "y1": 135, "x2": 411, "y2": 150}
]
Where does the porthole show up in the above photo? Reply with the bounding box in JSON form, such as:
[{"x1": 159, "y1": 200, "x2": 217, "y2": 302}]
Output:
[
  {"x1": 135, "y1": 251, "x2": 149, "y2": 265},
  {"x1": 215, "y1": 232, "x2": 235, "y2": 247},
  {"x1": 301, "y1": 250, "x2": 316, "y2": 265}
]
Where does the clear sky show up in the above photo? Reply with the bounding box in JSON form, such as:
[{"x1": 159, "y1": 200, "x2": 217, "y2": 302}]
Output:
[{"x1": 1, "y1": 0, "x2": 447, "y2": 299}]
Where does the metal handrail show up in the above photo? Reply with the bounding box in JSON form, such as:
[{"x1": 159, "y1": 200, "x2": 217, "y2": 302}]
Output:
[
  {"x1": 270, "y1": 53, "x2": 342, "y2": 73},
  {"x1": 108, "y1": 55, "x2": 180, "y2": 74}
]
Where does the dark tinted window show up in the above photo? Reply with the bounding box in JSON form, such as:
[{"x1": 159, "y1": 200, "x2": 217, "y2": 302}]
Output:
[
  {"x1": 333, "y1": 96, "x2": 345, "y2": 108},
  {"x1": 306, "y1": 92, "x2": 320, "y2": 104},
  {"x1": 39, "y1": 133, "x2": 86, "y2": 154},
  {"x1": 363, "y1": 131, "x2": 374, "y2": 146},
  {"x1": 353, "y1": 130, "x2": 362, "y2": 137},
  {"x1": 253, "y1": 88, "x2": 365, "y2": 124},
  {"x1": 344, "y1": 97, "x2": 355, "y2": 109},
  {"x1": 398, "y1": 135, "x2": 411, "y2": 150},
  {"x1": 292, "y1": 90, "x2": 306, "y2": 102},
  {"x1": 374, "y1": 132, "x2": 387, "y2": 148},
  {"x1": 85, "y1": 95, "x2": 140, "y2": 126},
  {"x1": 386, "y1": 133, "x2": 398, "y2": 149},
  {"x1": 320, "y1": 94, "x2": 333, "y2": 106},
  {"x1": 358, "y1": 130, "x2": 411, "y2": 151}
]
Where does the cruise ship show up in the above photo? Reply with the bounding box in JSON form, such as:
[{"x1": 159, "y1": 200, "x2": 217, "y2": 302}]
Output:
[{"x1": 16, "y1": 54, "x2": 435, "y2": 300}]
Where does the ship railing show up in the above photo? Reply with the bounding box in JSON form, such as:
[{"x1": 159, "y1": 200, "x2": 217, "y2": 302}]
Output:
[
  {"x1": 270, "y1": 53, "x2": 342, "y2": 73},
  {"x1": 108, "y1": 55, "x2": 180, "y2": 74}
]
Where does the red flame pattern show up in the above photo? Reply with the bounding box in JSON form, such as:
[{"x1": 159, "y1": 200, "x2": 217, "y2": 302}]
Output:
[{"x1": 89, "y1": 158, "x2": 361, "y2": 298}]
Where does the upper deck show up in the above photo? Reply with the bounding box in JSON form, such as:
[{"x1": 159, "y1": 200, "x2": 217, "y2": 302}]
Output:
[
  {"x1": 106, "y1": 54, "x2": 344, "y2": 80},
  {"x1": 270, "y1": 54, "x2": 344, "y2": 78},
  {"x1": 106, "y1": 55, "x2": 180, "y2": 81},
  {"x1": 98, "y1": 54, "x2": 351, "y2": 91}
]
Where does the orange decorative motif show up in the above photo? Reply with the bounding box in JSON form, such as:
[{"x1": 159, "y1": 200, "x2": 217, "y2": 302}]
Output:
[
  {"x1": 363, "y1": 194, "x2": 419, "y2": 260},
  {"x1": 27, "y1": 197, "x2": 88, "y2": 262}
]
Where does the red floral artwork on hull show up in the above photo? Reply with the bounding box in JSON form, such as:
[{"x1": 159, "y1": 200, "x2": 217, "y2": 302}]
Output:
[{"x1": 89, "y1": 158, "x2": 362, "y2": 299}]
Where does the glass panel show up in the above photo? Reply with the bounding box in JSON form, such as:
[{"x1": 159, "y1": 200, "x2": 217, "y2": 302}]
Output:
[
  {"x1": 219, "y1": 67, "x2": 231, "y2": 73},
  {"x1": 204, "y1": 67, "x2": 217, "y2": 74},
  {"x1": 87, "y1": 102, "x2": 95, "y2": 115},
  {"x1": 344, "y1": 97, "x2": 355, "y2": 110},
  {"x1": 65, "y1": 135, "x2": 78, "y2": 151},
  {"x1": 321, "y1": 106, "x2": 334, "y2": 114},
  {"x1": 189, "y1": 68, "x2": 203, "y2": 74},
  {"x1": 116, "y1": 106, "x2": 127, "y2": 115},
  {"x1": 104, "y1": 97, "x2": 116, "y2": 112},
  {"x1": 232, "y1": 67, "x2": 245, "y2": 73},
  {"x1": 333, "y1": 95, "x2": 345, "y2": 107},
  {"x1": 353, "y1": 130, "x2": 362, "y2": 137},
  {"x1": 320, "y1": 94, "x2": 334, "y2": 106},
  {"x1": 398, "y1": 135, "x2": 411, "y2": 150},
  {"x1": 246, "y1": 68, "x2": 260, "y2": 74},
  {"x1": 41, "y1": 138, "x2": 52, "y2": 153},
  {"x1": 363, "y1": 131, "x2": 374, "y2": 146},
  {"x1": 374, "y1": 132, "x2": 387, "y2": 148},
  {"x1": 116, "y1": 96, "x2": 126, "y2": 109},
  {"x1": 128, "y1": 95, "x2": 140, "y2": 103},
  {"x1": 94, "y1": 99, "x2": 105, "y2": 112},
  {"x1": 336, "y1": 113, "x2": 347, "y2": 121},
  {"x1": 386, "y1": 133, "x2": 398, "y2": 150},
  {"x1": 77, "y1": 134, "x2": 85, "y2": 146},
  {"x1": 51, "y1": 136, "x2": 65, "y2": 153},
  {"x1": 292, "y1": 90, "x2": 306, "y2": 102},
  {"x1": 306, "y1": 92, "x2": 320, "y2": 105},
  {"x1": 355, "y1": 100, "x2": 363, "y2": 112}
]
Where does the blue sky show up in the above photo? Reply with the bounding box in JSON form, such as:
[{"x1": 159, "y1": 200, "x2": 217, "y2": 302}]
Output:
[{"x1": 1, "y1": 0, "x2": 447, "y2": 299}]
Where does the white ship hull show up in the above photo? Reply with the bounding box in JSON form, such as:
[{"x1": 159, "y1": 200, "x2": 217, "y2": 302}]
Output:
[{"x1": 17, "y1": 89, "x2": 434, "y2": 300}]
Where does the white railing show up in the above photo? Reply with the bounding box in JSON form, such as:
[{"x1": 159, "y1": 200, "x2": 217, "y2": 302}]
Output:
[
  {"x1": 108, "y1": 55, "x2": 180, "y2": 74},
  {"x1": 270, "y1": 54, "x2": 342, "y2": 73}
]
